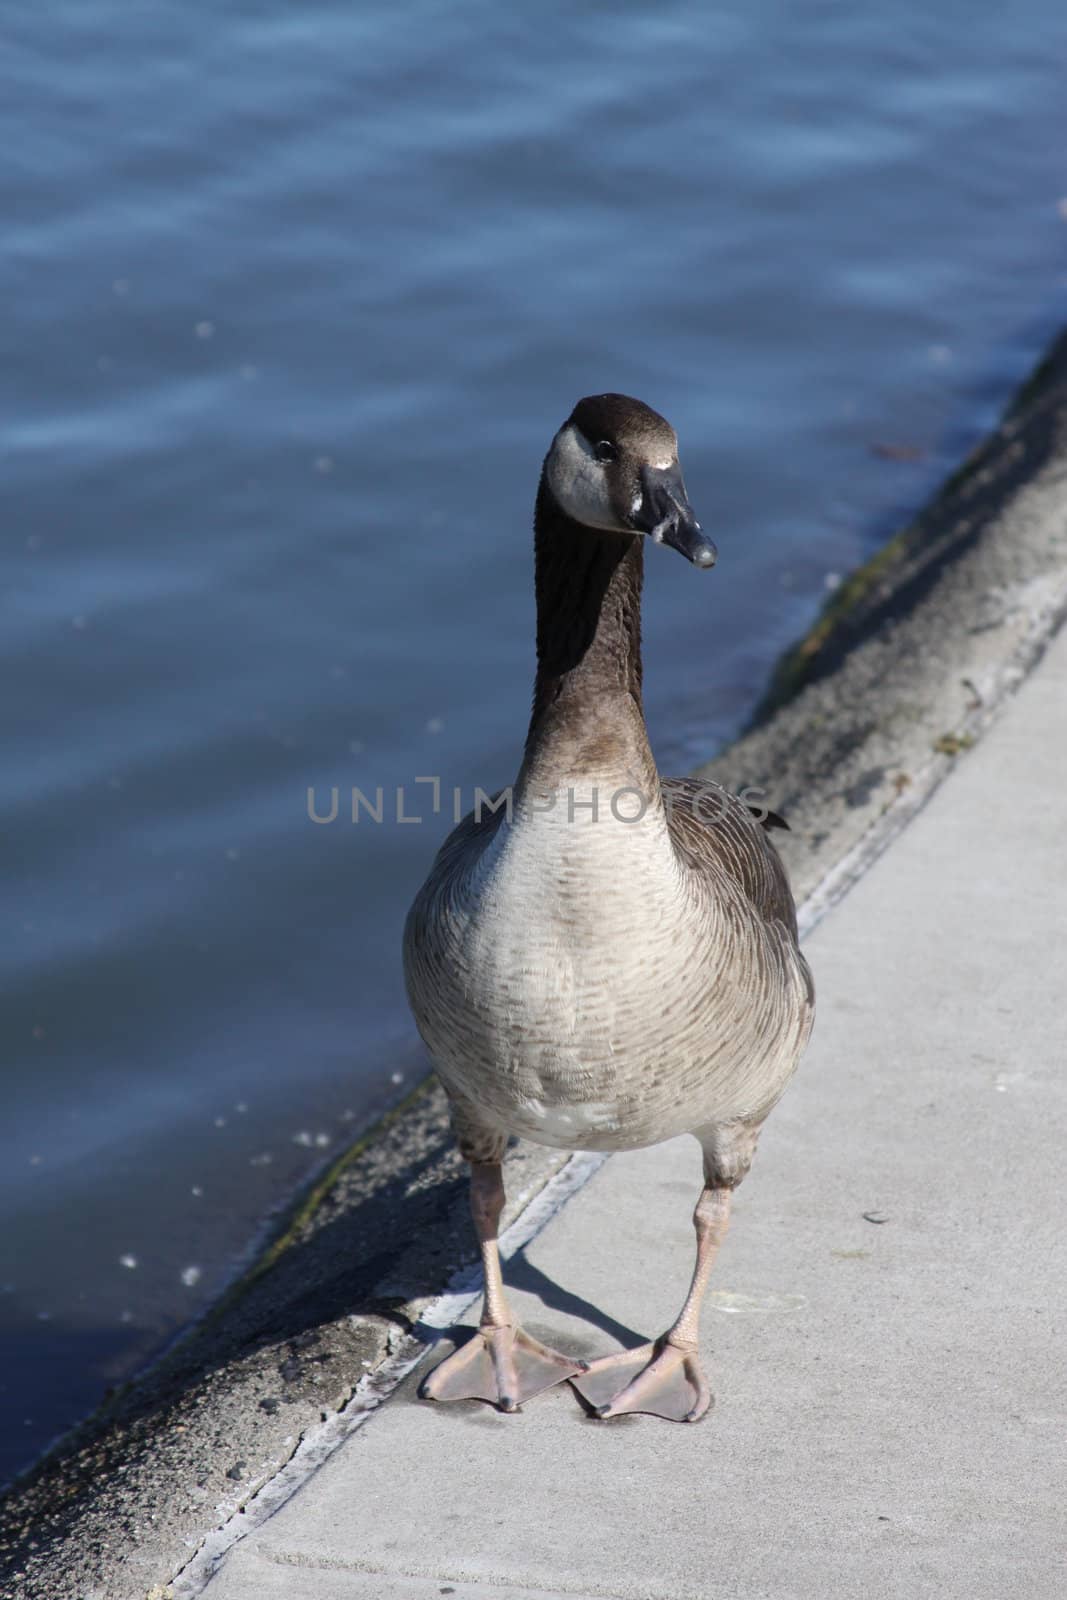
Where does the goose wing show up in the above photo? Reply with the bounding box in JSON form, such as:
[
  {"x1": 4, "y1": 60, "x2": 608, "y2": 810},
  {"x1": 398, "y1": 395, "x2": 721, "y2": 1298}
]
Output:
[{"x1": 662, "y1": 776, "x2": 800, "y2": 942}]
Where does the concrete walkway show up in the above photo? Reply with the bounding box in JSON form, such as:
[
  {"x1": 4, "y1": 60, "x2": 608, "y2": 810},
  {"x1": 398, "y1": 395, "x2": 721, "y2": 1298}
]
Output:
[{"x1": 200, "y1": 624, "x2": 1067, "y2": 1600}]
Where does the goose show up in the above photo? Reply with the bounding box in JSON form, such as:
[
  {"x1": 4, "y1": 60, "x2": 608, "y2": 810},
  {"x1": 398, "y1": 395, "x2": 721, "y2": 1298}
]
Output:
[{"x1": 404, "y1": 394, "x2": 814, "y2": 1422}]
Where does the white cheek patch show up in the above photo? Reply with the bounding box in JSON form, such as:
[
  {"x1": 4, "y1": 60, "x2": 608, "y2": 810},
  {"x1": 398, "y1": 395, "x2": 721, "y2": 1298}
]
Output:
[{"x1": 545, "y1": 426, "x2": 628, "y2": 532}]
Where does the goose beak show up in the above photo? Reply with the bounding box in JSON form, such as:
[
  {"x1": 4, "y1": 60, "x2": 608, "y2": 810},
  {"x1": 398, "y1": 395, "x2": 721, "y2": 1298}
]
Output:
[{"x1": 634, "y1": 464, "x2": 716, "y2": 569}]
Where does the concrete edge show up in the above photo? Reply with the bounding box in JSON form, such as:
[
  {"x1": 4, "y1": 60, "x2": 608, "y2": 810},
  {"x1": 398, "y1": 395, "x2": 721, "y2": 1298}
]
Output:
[
  {"x1": 701, "y1": 325, "x2": 1067, "y2": 911},
  {"x1": 2, "y1": 324, "x2": 1066, "y2": 1600},
  {"x1": 752, "y1": 330, "x2": 1067, "y2": 718}
]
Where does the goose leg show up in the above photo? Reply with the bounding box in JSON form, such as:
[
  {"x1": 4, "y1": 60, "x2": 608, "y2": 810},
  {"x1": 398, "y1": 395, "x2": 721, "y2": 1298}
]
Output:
[
  {"x1": 420, "y1": 1160, "x2": 585, "y2": 1411},
  {"x1": 572, "y1": 1185, "x2": 731, "y2": 1422}
]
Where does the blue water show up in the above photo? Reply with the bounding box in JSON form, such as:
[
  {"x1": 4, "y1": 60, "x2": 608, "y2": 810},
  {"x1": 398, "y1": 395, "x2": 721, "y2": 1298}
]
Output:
[{"x1": 2, "y1": 0, "x2": 1065, "y2": 1483}]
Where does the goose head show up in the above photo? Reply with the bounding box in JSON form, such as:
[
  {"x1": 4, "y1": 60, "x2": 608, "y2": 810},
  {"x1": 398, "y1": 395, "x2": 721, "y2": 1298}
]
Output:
[{"x1": 544, "y1": 393, "x2": 716, "y2": 569}]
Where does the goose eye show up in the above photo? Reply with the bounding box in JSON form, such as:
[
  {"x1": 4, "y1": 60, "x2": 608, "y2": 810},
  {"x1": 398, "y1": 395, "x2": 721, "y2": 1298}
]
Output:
[{"x1": 593, "y1": 439, "x2": 618, "y2": 463}]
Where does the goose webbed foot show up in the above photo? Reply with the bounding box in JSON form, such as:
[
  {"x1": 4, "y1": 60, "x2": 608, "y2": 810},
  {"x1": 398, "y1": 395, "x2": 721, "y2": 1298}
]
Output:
[
  {"x1": 419, "y1": 1157, "x2": 583, "y2": 1412},
  {"x1": 571, "y1": 1336, "x2": 711, "y2": 1422},
  {"x1": 572, "y1": 1181, "x2": 732, "y2": 1423},
  {"x1": 421, "y1": 1322, "x2": 585, "y2": 1412}
]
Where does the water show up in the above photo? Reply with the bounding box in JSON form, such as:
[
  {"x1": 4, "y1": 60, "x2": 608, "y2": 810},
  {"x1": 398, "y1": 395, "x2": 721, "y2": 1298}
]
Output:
[{"x1": 2, "y1": 0, "x2": 1065, "y2": 1483}]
